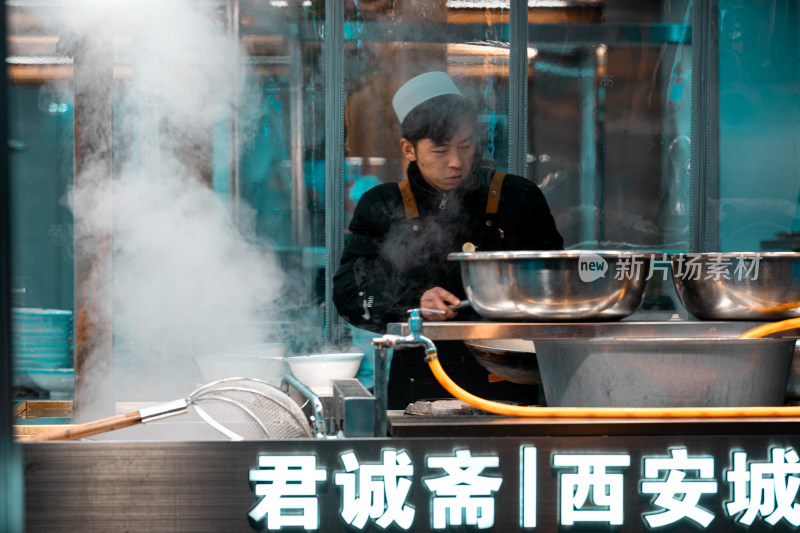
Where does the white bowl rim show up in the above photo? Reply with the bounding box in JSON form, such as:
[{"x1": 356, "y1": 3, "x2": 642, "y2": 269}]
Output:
[
  {"x1": 194, "y1": 353, "x2": 284, "y2": 361},
  {"x1": 287, "y1": 352, "x2": 364, "y2": 361}
]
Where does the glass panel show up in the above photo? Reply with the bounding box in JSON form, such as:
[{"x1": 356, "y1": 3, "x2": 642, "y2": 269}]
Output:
[
  {"x1": 527, "y1": 0, "x2": 692, "y2": 251},
  {"x1": 521, "y1": 0, "x2": 692, "y2": 312},
  {"x1": 240, "y1": 1, "x2": 326, "y2": 252},
  {"x1": 237, "y1": 1, "x2": 327, "y2": 355},
  {"x1": 13, "y1": 0, "x2": 800, "y2": 408},
  {"x1": 718, "y1": 0, "x2": 800, "y2": 252},
  {"x1": 7, "y1": 3, "x2": 75, "y2": 400},
  {"x1": 104, "y1": 2, "x2": 322, "y2": 401},
  {"x1": 7, "y1": 2, "x2": 324, "y2": 406},
  {"x1": 342, "y1": 1, "x2": 511, "y2": 212},
  {"x1": 340, "y1": 1, "x2": 513, "y2": 364}
]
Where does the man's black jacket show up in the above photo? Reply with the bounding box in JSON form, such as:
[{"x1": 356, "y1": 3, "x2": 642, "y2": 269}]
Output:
[{"x1": 333, "y1": 164, "x2": 564, "y2": 332}]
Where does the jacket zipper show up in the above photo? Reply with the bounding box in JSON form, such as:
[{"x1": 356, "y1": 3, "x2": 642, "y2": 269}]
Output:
[{"x1": 439, "y1": 193, "x2": 448, "y2": 210}]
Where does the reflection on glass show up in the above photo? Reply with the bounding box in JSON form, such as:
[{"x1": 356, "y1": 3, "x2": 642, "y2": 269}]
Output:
[{"x1": 527, "y1": 0, "x2": 693, "y2": 251}]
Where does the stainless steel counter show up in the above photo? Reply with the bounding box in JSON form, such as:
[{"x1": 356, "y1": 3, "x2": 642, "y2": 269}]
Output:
[
  {"x1": 383, "y1": 317, "x2": 800, "y2": 407},
  {"x1": 386, "y1": 319, "x2": 788, "y2": 340}
]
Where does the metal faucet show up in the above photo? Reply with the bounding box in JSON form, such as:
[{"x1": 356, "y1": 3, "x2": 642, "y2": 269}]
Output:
[
  {"x1": 371, "y1": 308, "x2": 442, "y2": 436},
  {"x1": 280, "y1": 374, "x2": 327, "y2": 439}
]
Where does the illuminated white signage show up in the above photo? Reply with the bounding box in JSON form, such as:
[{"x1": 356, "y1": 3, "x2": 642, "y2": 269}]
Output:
[
  {"x1": 424, "y1": 449, "x2": 502, "y2": 529},
  {"x1": 521, "y1": 446, "x2": 537, "y2": 527},
  {"x1": 641, "y1": 447, "x2": 717, "y2": 527},
  {"x1": 248, "y1": 455, "x2": 327, "y2": 529},
  {"x1": 334, "y1": 449, "x2": 415, "y2": 530},
  {"x1": 553, "y1": 453, "x2": 630, "y2": 525},
  {"x1": 727, "y1": 447, "x2": 800, "y2": 526},
  {"x1": 248, "y1": 445, "x2": 800, "y2": 531}
]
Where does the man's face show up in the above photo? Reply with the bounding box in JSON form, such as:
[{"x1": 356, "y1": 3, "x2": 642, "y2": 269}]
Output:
[{"x1": 400, "y1": 121, "x2": 476, "y2": 193}]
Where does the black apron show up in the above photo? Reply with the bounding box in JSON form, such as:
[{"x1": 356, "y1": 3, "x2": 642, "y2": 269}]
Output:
[{"x1": 386, "y1": 172, "x2": 539, "y2": 410}]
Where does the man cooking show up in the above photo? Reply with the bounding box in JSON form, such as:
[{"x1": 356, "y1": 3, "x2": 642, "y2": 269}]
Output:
[{"x1": 333, "y1": 71, "x2": 564, "y2": 409}]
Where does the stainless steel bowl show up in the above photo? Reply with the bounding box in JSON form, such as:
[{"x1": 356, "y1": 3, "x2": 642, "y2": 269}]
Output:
[
  {"x1": 448, "y1": 250, "x2": 652, "y2": 321},
  {"x1": 534, "y1": 337, "x2": 796, "y2": 407},
  {"x1": 669, "y1": 252, "x2": 800, "y2": 320}
]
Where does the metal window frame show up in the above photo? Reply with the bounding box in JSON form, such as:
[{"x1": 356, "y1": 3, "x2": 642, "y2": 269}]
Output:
[
  {"x1": 690, "y1": 0, "x2": 719, "y2": 252},
  {"x1": 324, "y1": 0, "x2": 346, "y2": 345}
]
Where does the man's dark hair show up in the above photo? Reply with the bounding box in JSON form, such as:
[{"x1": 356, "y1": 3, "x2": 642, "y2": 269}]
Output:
[{"x1": 400, "y1": 93, "x2": 477, "y2": 146}]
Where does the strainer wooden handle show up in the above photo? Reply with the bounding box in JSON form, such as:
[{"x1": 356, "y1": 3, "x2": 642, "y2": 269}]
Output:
[
  {"x1": 29, "y1": 398, "x2": 190, "y2": 441},
  {"x1": 30, "y1": 411, "x2": 143, "y2": 441}
]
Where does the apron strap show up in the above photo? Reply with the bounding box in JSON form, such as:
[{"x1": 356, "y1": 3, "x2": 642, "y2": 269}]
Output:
[
  {"x1": 398, "y1": 179, "x2": 419, "y2": 219},
  {"x1": 485, "y1": 170, "x2": 507, "y2": 214},
  {"x1": 399, "y1": 170, "x2": 505, "y2": 219}
]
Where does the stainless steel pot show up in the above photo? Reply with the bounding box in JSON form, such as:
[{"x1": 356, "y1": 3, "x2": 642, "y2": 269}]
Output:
[{"x1": 448, "y1": 250, "x2": 652, "y2": 321}]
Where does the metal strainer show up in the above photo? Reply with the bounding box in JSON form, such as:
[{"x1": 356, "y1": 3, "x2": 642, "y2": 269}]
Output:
[
  {"x1": 191, "y1": 378, "x2": 314, "y2": 440},
  {"x1": 31, "y1": 377, "x2": 315, "y2": 441}
]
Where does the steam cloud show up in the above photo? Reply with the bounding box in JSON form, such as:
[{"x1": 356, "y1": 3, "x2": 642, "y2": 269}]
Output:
[{"x1": 61, "y1": 0, "x2": 288, "y2": 402}]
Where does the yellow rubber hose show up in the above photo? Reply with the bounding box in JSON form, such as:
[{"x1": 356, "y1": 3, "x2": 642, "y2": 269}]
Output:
[
  {"x1": 738, "y1": 317, "x2": 800, "y2": 339},
  {"x1": 425, "y1": 339, "x2": 800, "y2": 419}
]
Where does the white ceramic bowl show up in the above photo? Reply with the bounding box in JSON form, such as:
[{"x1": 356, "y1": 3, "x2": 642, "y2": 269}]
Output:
[
  {"x1": 194, "y1": 353, "x2": 285, "y2": 384},
  {"x1": 286, "y1": 353, "x2": 364, "y2": 396},
  {"x1": 27, "y1": 368, "x2": 75, "y2": 399}
]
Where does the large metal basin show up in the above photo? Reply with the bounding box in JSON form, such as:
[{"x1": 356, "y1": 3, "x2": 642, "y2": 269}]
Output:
[
  {"x1": 669, "y1": 252, "x2": 800, "y2": 320},
  {"x1": 534, "y1": 337, "x2": 796, "y2": 407},
  {"x1": 449, "y1": 251, "x2": 652, "y2": 321},
  {"x1": 461, "y1": 321, "x2": 800, "y2": 391}
]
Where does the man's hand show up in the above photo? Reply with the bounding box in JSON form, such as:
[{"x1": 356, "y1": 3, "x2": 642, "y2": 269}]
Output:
[{"x1": 420, "y1": 287, "x2": 462, "y2": 320}]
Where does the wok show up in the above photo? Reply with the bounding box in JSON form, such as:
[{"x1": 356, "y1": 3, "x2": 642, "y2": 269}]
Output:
[{"x1": 463, "y1": 339, "x2": 539, "y2": 385}]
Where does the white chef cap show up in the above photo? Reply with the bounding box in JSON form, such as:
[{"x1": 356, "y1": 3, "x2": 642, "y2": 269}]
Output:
[{"x1": 391, "y1": 71, "x2": 463, "y2": 124}]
